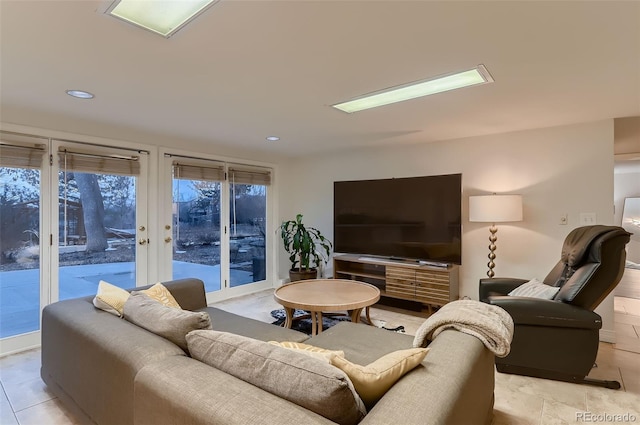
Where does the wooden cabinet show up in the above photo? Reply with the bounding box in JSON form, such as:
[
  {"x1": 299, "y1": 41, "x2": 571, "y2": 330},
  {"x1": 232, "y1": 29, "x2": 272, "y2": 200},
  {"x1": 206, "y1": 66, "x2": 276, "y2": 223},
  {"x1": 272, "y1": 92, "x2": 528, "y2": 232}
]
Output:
[{"x1": 334, "y1": 254, "x2": 459, "y2": 312}]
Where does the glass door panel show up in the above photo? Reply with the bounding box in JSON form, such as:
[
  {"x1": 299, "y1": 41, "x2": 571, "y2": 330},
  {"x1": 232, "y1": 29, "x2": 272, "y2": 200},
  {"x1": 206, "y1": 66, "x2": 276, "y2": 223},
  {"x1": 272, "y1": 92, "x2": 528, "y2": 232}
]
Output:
[
  {"x1": 172, "y1": 178, "x2": 222, "y2": 293},
  {"x1": 0, "y1": 166, "x2": 41, "y2": 338},
  {"x1": 58, "y1": 171, "x2": 137, "y2": 299},
  {"x1": 229, "y1": 183, "x2": 267, "y2": 287}
]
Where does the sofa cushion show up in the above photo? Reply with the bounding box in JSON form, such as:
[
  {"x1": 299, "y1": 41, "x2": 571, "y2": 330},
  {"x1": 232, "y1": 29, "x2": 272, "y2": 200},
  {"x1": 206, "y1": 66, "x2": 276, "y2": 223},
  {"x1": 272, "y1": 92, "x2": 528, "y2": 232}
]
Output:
[
  {"x1": 123, "y1": 293, "x2": 211, "y2": 352},
  {"x1": 329, "y1": 347, "x2": 429, "y2": 408},
  {"x1": 135, "y1": 282, "x2": 181, "y2": 308},
  {"x1": 186, "y1": 330, "x2": 366, "y2": 425},
  {"x1": 268, "y1": 341, "x2": 345, "y2": 363},
  {"x1": 93, "y1": 280, "x2": 130, "y2": 316},
  {"x1": 202, "y1": 306, "x2": 309, "y2": 342}
]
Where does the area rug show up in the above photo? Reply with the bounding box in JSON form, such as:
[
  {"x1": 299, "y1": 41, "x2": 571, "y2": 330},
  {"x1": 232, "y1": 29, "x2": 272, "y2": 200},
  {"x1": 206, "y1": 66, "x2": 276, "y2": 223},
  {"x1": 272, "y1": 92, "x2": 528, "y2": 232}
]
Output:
[{"x1": 270, "y1": 309, "x2": 405, "y2": 335}]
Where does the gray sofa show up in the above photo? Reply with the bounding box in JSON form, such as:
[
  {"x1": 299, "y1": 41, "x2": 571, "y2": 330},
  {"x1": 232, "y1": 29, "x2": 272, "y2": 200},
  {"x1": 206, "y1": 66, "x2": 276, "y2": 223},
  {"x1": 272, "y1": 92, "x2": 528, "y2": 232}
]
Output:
[{"x1": 41, "y1": 278, "x2": 495, "y2": 425}]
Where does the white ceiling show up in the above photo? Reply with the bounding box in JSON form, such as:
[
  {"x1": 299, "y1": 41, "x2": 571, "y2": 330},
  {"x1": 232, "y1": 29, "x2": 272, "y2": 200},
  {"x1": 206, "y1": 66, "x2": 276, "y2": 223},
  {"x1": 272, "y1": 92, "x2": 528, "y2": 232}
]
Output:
[{"x1": 1, "y1": 1, "x2": 639, "y2": 158}]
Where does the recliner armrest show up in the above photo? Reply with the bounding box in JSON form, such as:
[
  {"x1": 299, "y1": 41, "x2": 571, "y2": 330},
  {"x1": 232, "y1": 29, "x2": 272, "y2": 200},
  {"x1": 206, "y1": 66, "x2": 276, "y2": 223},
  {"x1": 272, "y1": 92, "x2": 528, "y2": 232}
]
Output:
[
  {"x1": 479, "y1": 277, "x2": 529, "y2": 302},
  {"x1": 488, "y1": 296, "x2": 602, "y2": 329}
]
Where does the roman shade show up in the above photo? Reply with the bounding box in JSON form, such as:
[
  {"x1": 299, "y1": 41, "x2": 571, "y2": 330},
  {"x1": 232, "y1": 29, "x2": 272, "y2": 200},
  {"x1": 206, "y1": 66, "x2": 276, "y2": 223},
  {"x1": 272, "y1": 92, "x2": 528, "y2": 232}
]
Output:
[
  {"x1": 172, "y1": 161, "x2": 225, "y2": 182},
  {"x1": 58, "y1": 147, "x2": 140, "y2": 176},
  {"x1": 228, "y1": 165, "x2": 271, "y2": 186},
  {"x1": 0, "y1": 131, "x2": 47, "y2": 169}
]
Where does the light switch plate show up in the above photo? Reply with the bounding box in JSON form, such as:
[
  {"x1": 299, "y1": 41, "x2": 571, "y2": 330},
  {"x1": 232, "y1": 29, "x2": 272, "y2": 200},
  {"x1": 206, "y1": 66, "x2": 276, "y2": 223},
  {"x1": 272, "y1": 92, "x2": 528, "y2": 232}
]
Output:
[{"x1": 579, "y1": 212, "x2": 597, "y2": 225}]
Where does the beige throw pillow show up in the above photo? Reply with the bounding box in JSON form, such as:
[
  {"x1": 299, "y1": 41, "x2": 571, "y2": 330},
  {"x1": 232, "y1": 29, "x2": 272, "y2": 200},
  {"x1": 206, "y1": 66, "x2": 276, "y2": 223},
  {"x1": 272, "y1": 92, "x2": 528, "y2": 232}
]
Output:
[
  {"x1": 93, "y1": 280, "x2": 130, "y2": 317},
  {"x1": 330, "y1": 347, "x2": 429, "y2": 408},
  {"x1": 123, "y1": 293, "x2": 211, "y2": 352},
  {"x1": 268, "y1": 341, "x2": 345, "y2": 363},
  {"x1": 187, "y1": 330, "x2": 366, "y2": 425},
  {"x1": 137, "y1": 282, "x2": 181, "y2": 308}
]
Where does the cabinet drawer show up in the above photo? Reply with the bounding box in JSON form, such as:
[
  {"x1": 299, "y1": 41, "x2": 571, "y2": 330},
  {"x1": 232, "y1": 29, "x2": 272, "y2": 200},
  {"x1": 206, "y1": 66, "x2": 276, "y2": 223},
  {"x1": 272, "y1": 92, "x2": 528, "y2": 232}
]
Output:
[
  {"x1": 386, "y1": 283, "x2": 415, "y2": 298},
  {"x1": 415, "y1": 287, "x2": 450, "y2": 304},
  {"x1": 386, "y1": 266, "x2": 415, "y2": 281},
  {"x1": 415, "y1": 270, "x2": 450, "y2": 285}
]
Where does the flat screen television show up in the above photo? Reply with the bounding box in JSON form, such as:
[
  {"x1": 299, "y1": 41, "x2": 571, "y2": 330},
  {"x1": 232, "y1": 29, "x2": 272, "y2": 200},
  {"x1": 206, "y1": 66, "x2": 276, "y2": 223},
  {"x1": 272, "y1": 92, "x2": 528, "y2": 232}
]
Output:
[{"x1": 334, "y1": 174, "x2": 462, "y2": 265}]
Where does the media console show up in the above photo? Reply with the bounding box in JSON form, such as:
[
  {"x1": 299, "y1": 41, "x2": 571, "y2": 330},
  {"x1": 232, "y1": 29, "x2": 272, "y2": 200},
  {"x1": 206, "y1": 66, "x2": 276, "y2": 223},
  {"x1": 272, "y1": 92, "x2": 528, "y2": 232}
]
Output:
[{"x1": 333, "y1": 254, "x2": 459, "y2": 313}]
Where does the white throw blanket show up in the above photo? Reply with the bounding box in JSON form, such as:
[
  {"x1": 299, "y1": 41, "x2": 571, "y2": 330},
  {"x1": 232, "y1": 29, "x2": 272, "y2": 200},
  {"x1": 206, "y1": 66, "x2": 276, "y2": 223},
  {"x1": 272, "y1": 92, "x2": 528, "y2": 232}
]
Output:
[{"x1": 412, "y1": 300, "x2": 514, "y2": 358}]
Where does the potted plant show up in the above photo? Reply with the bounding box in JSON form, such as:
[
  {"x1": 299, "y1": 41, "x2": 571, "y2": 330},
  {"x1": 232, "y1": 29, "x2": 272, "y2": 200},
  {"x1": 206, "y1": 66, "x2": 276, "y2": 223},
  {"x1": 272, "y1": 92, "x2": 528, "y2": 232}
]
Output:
[{"x1": 279, "y1": 213, "x2": 332, "y2": 281}]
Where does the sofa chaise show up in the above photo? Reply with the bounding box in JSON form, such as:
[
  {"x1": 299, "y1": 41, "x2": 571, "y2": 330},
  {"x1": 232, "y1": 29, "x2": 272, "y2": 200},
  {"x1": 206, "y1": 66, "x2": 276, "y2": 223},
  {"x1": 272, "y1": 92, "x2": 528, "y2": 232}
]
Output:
[{"x1": 41, "y1": 278, "x2": 495, "y2": 425}]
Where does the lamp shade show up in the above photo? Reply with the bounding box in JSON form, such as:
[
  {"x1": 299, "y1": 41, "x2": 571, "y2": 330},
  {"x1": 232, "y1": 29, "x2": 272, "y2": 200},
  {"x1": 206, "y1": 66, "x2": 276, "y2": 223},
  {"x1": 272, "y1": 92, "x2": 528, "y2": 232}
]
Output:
[{"x1": 469, "y1": 194, "x2": 523, "y2": 223}]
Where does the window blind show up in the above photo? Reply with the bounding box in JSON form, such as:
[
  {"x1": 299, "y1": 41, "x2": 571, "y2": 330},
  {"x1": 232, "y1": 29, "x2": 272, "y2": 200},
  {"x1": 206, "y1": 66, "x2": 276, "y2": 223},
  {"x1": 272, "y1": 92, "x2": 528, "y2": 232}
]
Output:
[
  {"x1": 58, "y1": 148, "x2": 140, "y2": 176},
  {"x1": 228, "y1": 166, "x2": 271, "y2": 186},
  {"x1": 0, "y1": 132, "x2": 47, "y2": 169},
  {"x1": 173, "y1": 161, "x2": 225, "y2": 182}
]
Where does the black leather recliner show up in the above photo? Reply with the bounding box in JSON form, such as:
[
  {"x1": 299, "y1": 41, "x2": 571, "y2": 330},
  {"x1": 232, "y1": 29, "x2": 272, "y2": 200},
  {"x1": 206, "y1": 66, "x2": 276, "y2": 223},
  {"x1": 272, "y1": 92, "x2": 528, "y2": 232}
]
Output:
[{"x1": 479, "y1": 225, "x2": 631, "y2": 389}]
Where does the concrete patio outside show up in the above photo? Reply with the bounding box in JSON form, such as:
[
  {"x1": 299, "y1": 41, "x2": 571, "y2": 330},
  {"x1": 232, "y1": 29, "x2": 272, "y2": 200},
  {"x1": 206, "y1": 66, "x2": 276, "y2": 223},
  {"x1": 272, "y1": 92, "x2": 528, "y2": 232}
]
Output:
[{"x1": 0, "y1": 261, "x2": 252, "y2": 339}]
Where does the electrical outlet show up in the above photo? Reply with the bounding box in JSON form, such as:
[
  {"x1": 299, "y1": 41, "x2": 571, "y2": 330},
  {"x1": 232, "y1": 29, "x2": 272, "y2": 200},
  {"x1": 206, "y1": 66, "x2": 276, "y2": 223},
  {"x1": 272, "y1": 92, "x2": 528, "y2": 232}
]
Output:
[
  {"x1": 579, "y1": 212, "x2": 597, "y2": 225},
  {"x1": 560, "y1": 214, "x2": 568, "y2": 225}
]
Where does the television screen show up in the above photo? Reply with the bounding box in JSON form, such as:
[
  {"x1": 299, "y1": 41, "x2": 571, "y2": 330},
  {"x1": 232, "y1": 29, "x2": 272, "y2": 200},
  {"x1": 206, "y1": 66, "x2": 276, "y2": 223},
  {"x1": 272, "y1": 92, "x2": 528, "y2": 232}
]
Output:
[{"x1": 333, "y1": 174, "x2": 462, "y2": 264}]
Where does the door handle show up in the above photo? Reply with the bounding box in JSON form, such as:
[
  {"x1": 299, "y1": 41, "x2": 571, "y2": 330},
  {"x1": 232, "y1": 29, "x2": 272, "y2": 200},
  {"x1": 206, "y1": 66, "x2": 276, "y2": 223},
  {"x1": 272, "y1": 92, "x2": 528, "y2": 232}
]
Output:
[
  {"x1": 164, "y1": 237, "x2": 172, "y2": 243},
  {"x1": 138, "y1": 238, "x2": 148, "y2": 245}
]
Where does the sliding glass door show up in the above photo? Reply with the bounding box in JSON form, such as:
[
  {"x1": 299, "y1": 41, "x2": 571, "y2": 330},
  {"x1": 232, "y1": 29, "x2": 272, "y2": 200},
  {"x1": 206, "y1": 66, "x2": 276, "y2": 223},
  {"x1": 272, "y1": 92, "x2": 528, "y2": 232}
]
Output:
[
  {"x1": 0, "y1": 134, "x2": 47, "y2": 340},
  {"x1": 228, "y1": 167, "x2": 269, "y2": 287}
]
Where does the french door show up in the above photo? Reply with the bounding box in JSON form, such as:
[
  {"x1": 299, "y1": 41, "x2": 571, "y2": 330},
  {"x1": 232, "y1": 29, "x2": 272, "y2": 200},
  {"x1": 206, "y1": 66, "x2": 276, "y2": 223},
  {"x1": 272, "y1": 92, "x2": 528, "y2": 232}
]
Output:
[
  {"x1": 0, "y1": 132, "x2": 149, "y2": 354},
  {"x1": 54, "y1": 140, "x2": 149, "y2": 300},
  {"x1": 162, "y1": 152, "x2": 272, "y2": 302}
]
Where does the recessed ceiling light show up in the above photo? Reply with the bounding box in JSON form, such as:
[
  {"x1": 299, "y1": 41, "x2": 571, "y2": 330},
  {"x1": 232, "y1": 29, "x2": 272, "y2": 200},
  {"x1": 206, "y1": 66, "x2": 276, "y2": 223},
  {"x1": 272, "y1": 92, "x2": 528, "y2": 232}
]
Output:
[
  {"x1": 66, "y1": 90, "x2": 95, "y2": 99},
  {"x1": 332, "y1": 65, "x2": 494, "y2": 113},
  {"x1": 104, "y1": 0, "x2": 219, "y2": 38},
  {"x1": 266, "y1": 136, "x2": 280, "y2": 142}
]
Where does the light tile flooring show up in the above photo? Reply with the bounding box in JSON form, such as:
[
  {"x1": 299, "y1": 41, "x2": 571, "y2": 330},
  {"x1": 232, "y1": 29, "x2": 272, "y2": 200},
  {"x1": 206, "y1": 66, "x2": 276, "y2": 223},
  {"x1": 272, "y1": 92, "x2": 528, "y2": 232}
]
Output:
[{"x1": 1, "y1": 292, "x2": 639, "y2": 425}]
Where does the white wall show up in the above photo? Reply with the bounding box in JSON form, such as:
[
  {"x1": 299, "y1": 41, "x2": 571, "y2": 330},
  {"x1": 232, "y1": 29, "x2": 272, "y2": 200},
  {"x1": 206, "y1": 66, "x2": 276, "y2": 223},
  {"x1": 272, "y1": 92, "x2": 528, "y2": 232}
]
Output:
[{"x1": 279, "y1": 120, "x2": 617, "y2": 339}]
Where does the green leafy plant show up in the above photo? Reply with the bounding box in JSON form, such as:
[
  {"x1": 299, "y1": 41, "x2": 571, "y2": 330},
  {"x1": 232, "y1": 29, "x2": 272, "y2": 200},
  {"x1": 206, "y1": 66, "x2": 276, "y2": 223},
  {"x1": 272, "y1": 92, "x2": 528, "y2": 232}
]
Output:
[{"x1": 279, "y1": 214, "x2": 332, "y2": 272}]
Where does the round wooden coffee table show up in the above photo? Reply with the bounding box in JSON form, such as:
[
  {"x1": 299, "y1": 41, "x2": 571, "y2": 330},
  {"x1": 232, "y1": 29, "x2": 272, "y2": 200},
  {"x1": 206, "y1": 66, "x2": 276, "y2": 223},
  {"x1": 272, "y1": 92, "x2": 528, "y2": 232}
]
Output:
[{"x1": 274, "y1": 279, "x2": 381, "y2": 335}]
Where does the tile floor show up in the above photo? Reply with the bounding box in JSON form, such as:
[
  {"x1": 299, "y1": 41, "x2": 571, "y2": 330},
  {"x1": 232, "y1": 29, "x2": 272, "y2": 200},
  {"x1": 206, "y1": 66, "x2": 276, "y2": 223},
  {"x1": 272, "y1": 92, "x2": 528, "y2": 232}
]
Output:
[{"x1": 1, "y1": 291, "x2": 639, "y2": 425}]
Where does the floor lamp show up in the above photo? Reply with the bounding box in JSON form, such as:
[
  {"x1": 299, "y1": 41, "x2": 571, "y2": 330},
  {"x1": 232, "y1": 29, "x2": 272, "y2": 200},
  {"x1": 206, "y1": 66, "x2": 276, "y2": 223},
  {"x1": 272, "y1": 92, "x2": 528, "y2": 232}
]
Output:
[{"x1": 469, "y1": 194, "x2": 523, "y2": 278}]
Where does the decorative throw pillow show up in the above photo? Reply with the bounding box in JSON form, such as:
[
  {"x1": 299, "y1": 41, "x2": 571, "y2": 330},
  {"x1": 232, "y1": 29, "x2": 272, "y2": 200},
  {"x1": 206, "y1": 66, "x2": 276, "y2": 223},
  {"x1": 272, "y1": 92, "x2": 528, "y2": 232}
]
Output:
[
  {"x1": 187, "y1": 330, "x2": 366, "y2": 425},
  {"x1": 508, "y1": 278, "x2": 560, "y2": 300},
  {"x1": 123, "y1": 293, "x2": 211, "y2": 352},
  {"x1": 93, "y1": 280, "x2": 130, "y2": 317},
  {"x1": 330, "y1": 347, "x2": 429, "y2": 408},
  {"x1": 268, "y1": 341, "x2": 345, "y2": 363},
  {"x1": 135, "y1": 282, "x2": 181, "y2": 308}
]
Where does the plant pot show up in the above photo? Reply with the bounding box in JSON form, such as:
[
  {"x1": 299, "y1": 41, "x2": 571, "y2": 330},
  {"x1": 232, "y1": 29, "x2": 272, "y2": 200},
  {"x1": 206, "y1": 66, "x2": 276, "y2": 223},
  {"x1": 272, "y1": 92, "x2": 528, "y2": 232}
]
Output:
[{"x1": 289, "y1": 268, "x2": 318, "y2": 282}]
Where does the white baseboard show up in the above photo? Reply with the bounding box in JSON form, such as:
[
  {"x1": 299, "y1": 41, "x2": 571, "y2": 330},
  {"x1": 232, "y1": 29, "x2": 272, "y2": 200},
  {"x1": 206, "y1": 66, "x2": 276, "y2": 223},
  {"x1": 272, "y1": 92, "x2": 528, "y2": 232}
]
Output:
[
  {"x1": 0, "y1": 332, "x2": 41, "y2": 357},
  {"x1": 599, "y1": 329, "x2": 616, "y2": 343}
]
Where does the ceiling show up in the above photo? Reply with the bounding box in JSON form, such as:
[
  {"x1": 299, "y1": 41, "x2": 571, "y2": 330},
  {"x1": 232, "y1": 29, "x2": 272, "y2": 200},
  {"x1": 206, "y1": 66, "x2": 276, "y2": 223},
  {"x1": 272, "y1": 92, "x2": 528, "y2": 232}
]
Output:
[{"x1": 1, "y1": 1, "x2": 639, "y2": 158}]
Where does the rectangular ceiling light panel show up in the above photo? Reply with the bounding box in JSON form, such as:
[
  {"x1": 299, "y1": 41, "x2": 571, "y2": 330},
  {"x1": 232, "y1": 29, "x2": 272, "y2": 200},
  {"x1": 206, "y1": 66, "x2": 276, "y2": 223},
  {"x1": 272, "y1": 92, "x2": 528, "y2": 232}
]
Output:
[
  {"x1": 332, "y1": 65, "x2": 494, "y2": 113},
  {"x1": 106, "y1": 0, "x2": 218, "y2": 38}
]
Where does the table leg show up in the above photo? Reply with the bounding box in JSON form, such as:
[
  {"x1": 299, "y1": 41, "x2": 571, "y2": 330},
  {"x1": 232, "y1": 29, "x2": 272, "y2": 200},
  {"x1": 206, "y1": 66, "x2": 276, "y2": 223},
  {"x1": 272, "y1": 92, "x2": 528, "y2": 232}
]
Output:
[
  {"x1": 350, "y1": 308, "x2": 363, "y2": 323},
  {"x1": 283, "y1": 307, "x2": 294, "y2": 329},
  {"x1": 309, "y1": 311, "x2": 322, "y2": 335},
  {"x1": 316, "y1": 311, "x2": 323, "y2": 334}
]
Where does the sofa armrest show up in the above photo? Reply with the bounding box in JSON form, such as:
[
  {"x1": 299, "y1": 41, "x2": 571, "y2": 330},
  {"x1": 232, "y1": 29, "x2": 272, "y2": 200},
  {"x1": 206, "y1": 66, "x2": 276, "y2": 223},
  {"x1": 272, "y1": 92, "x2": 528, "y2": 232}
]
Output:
[
  {"x1": 41, "y1": 298, "x2": 186, "y2": 425},
  {"x1": 487, "y1": 296, "x2": 602, "y2": 329},
  {"x1": 161, "y1": 278, "x2": 208, "y2": 311},
  {"x1": 479, "y1": 277, "x2": 529, "y2": 302},
  {"x1": 360, "y1": 330, "x2": 494, "y2": 425}
]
